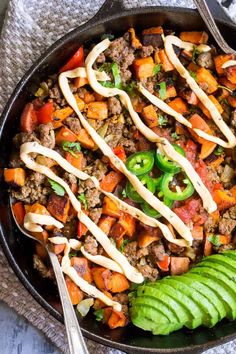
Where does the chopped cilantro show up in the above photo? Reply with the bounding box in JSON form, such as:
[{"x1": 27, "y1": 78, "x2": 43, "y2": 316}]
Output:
[
  {"x1": 171, "y1": 132, "x2": 180, "y2": 140},
  {"x1": 48, "y1": 179, "x2": 65, "y2": 196},
  {"x1": 124, "y1": 80, "x2": 137, "y2": 97},
  {"x1": 218, "y1": 85, "x2": 233, "y2": 94},
  {"x1": 101, "y1": 33, "x2": 115, "y2": 41},
  {"x1": 192, "y1": 45, "x2": 200, "y2": 63},
  {"x1": 158, "y1": 114, "x2": 168, "y2": 127},
  {"x1": 69, "y1": 252, "x2": 77, "y2": 258},
  {"x1": 208, "y1": 234, "x2": 221, "y2": 247},
  {"x1": 119, "y1": 239, "x2": 130, "y2": 253},
  {"x1": 98, "y1": 62, "x2": 112, "y2": 73},
  {"x1": 94, "y1": 309, "x2": 104, "y2": 322},
  {"x1": 189, "y1": 71, "x2": 197, "y2": 80},
  {"x1": 221, "y1": 98, "x2": 229, "y2": 106},
  {"x1": 153, "y1": 64, "x2": 162, "y2": 75},
  {"x1": 121, "y1": 189, "x2": 127, "y2": 199},
  {"x1": 214, "y1": 146, "x2": 224, "y2": 156},
  {"x1": 157, "y1": 82, "x2": 167, "y2": 100},
  {"x1": 62, "y1": 142, "x2": 81, "y2": 157},
  {"x1": 100, "y1": 81, "x2": 114, "y2": 88},
  {"x1": 78, "y1": 193, "x2": 88, "y2": 210},
  {"x1": 100, "y1": 62, "x2": 122, "y2": 89}
]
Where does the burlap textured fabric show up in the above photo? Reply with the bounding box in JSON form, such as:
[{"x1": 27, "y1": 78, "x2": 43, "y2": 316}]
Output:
[{"x1": 0, "y1": 0, "x2": 235, "y2": 353}]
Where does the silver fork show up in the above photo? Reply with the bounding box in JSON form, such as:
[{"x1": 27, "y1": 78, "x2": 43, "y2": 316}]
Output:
[
  {"x1": 194, "y1": 0, "x2": 236, "y2": 55},
  {"x1": 10, "y1": 198, "x2": 89, "y2": 354}
]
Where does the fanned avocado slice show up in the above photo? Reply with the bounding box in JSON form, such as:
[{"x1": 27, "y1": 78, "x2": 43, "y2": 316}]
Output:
[
  {"x1": 180, "y1": 273, "x2": 226, "y2": 320},
  {"x1": 130, "y1": 304, "x2": 183, "y2": 335},
  {"x1": 190, "y1": 267, "x2": 236, "y2": 320},
  {"x1": 136, "y1": 285, "x2": 189, "y2": 324},
  {"x1": 222, "y1": 250, "x2": 236, "y2": 261},
  {"x1": 147, "y1": 282, "x2": 203, "y2": 329},
  {"x1": 200, "y1": 255, "x2": 236, "y2": 276},
  {"x1": 165, "y1": 276, "x2": 219, "y2": 327}
]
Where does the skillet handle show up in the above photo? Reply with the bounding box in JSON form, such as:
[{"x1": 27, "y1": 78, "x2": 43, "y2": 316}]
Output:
[{"x1": 87, "y1": 0, "x2": 125, "y2": 25}]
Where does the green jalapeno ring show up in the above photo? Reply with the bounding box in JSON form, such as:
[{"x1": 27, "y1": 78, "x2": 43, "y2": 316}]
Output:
[
  {"x1": 126, "y1": 151, "x2": 155, "y2": 176},
  {"x1": 125, "y1": 174, "x2": 156, "y2": 203},
  {"x1": 141, "y1": 197, "x2": 174, "y2": 218},
  {"x1": 155, "y1": 143, "x2": 186, "y2": 173},
  {"x1": 161, "y1": 173, "x2": 195, "y2": 201}
]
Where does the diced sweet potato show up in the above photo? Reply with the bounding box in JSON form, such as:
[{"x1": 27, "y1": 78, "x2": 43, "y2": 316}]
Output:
[
  {"x1": 142, "y1": 26, "x2": 163, "y2": 35},
  {"x1": 204, "y1": 236, "x2": 213, "y2": 256},
  {"x1": 191, "y1": 225, "x2": 204, "y2": 240},
  {"x1": 227, "y1": 95, "x2": 236, "y2": 108},
  {"x1": 103, "y1": 308, "x2": 127, "y2": 329},
  {"x1": 182, "y1": 90, "x2": 199, "y2": 105},
  {"x1": 100, "y1": 171, "x2": 123, "y2": 193},
  {"x1": 230, "y1": 185, "x2": 236, "y2": 199},
  {"x1": 52, "y1": 243, "x2": 66, "y2": 255},
  {"x1": 109, "y1": 222, "x2": 126, "y2": 243},
  {"x1": 84, "y1": 92, "x2": 95, "y2": 104},
  {"x1": 128, "y1": 28, "x2": 142, "y2": 49},
  {"x1": 170, "y1": 257, "x2": 190, "y2": 275},
  {"x1": 214, "y1": 54, "x2": 235, "y2": 75},
  {"x1": 102, "y1": 197, "x2": 121, "y2": 218},
  {"x1": 155, "y1": 49, "x2": 174, "y2": 72},
  {"x1": 77, "y1": 128, "x2": 95, "y2": 149},
  {"x1": 27, "y1": 202, "x2": 50, "y2": 215},
  {"x1": 224, "y1": 64, "x2": 236, "y2": 84},
  {"x1": 98, "y1": 216, "x2": 116, "y2": 235},
  {"x1": 109, "y1": 273, "x2": 129, "y2": 293},
  {"x1": 138, "y1": 230, "x2": 160, "y2": 247},
  {"x1": 87, "y1": 101, "x2": 108, "y2": 120},
  {"x1": 133, "y1": 57, "x2": 155, "y2": 79},
  {"x1": 47, "y1": 193, "x2": 70, "y2": 223},
  {"x1": 4, "y1": 168, "x2": 26, "y2": 187},
  {"x1": 187, "y1": 62, "x2": 200, "y2": 72},
  {"x1": 156, "y1": 85, "x2": 177, "y2": 100},
  {"x1": 52, "y1": 106, "x2": 73, "y2": 129},
  {"x1": 71, "y1": 257, "x2": 93, "y2": 283},
  {"x1": 118, "y1": 212, "x2": 136, "y2": 238},
  {"x1": 219, "y1": 77, "x2": 236, "y2": 91},
  {"x1": 206, "y1": 154, "x2": 224, "y2": 169},
  {"x1": 65, "y1": 275, "x2": 83, "y2": 305},
  {"x1": 92, "y1": 267, "x2": 112, "y2": 291},
  {"x1": 180, "y1": 31, "x2": 208, "y2": 44},
  {"x1": 93, "y1": 291, "x2": 113, "y2": 310},
  {"x1": 65, "y1": 151, "x2": 85, "y2": 170},
  {"x1": 74, "y1": 77, "x2": 89, "y2": 88},
  {"x1": 12, "y1": 202, "x2": 25, "y2": 226},
  {"x1": 131, "y1": 96, "x2": 146, "y2": 113},
  {"x1": 196, "y1": 68, "x2": 218, "y2": 94},
  {"x1": 168, "y1": 97, "x2": 189, "y2": 115},
  {"x1": 142, "y1": 104, "x2": 158, "y2": 128},
  {"x1": 55, "y1": 126, "x2": 77, "y2": 145},
  {"x1": 198, "y1": 95, "x2": 223, "y2": 119},
  {"x1": 213, "y1": 189, "x2": 236, "y2": 211}
]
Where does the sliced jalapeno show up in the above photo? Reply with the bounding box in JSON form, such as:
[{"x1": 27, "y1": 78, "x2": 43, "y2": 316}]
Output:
[
  {"x1": 141, "y1": 196, "x2": 173, "y2": 218},
  {"x1": 126, "y1": 151, "x2": 154, "y2": 176},
  {"x1": 161, "y1": 173, "x2": 195, "y2": 201},
  {"x1": 155, "y1": 144, "x2": 186, "y2": 173},
  {"x1": 125, "y1": 174, "x2": 156, "y2": 203}
]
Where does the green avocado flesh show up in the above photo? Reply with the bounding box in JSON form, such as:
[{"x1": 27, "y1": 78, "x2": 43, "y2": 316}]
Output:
[{"x1": 130, "y1": 251, "x2": 236, "y2": 335}]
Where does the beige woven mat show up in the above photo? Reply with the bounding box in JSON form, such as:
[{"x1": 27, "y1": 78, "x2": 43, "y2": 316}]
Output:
[{"x1": 0, "y1": 0, "x2": 236, "y2": 353}]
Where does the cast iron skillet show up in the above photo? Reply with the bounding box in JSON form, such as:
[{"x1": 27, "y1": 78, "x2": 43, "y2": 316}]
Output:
[{"x1": 1, "y1": 1, "x2": 236, "y2": 353}]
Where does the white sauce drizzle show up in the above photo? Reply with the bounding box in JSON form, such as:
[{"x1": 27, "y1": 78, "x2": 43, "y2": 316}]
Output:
[
  {"x1": 164, "y1": 35, "x2": 236, "y2": 148},
  {"x1": 24, "y1": 212, "x2": 63, "y2": 232},
  {"x1": 66, "y1": 67, "x2": 110, "y2": 81},
  {"x1": 20, "y1": 142, "x2": 144, "y2": 284},
  {"x1": 84, "y1": 38, "x2": 216, "y2": 214},
  {"x1": 222, "y1": 60, "x2": 236, "y2": 69}
]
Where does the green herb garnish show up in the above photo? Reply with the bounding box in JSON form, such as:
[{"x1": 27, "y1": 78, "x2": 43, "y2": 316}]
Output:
[
  {"x1": 121, "y1": 189, "x2": 127, "y2": 199},
  {"x1": 153, "y1": 64, "x2": 162, "y2": 75},
  {"x1": 208, "y1": 234, "x2": 221, "y2": 247},
  {"x1": 214, "y1": 146, "x2": 224, "y2": 156},
  {"x1": 157, "y1": 82, "x2": 166, "y2": 100},
  {"x1": 62, "y1": 142, "x2": 81, "y2": 157},
  {"x1": 192, "y1": 45, "x2": 200, "y2": 63},
  {"x1": 94, "y1": 309, "x2": 104, "y2": 322},
  {"x1": 158, "y1": 114, "x2": 168, "y2": 127},
  {"x1": 78, "y1": 193, "x2": 88, "y2": 210},
  {"x1": 48, "y1": 179, "x2": 65, "y2": 196},
  {"x1": 101, "y1": 33, "x2": 115, "y2": 41},
  {"x1": 189, "y1": 71, "x2": 197, "y2": 80},
  {"x1": 171, "y1": 132, "x2": 180, "y2": 140},
  {"x1": 124, "y1": 80, "x2": 137, "y2": 97},
  {"x1": 69, "y1": 252, "x2": 77, "y2": 258},
  {"x1": 119, "y1": 239, "x2": 130, "y2": 253}
]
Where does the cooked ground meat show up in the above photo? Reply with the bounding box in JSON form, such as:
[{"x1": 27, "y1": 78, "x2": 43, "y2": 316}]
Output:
[
  {"x1": 196, "y1": 51, "x2": 214, "y2": 70},
  {"x1": 62, "y1": 220, "x2": 77, "y2": 238},
  {"x1": 11, "y1": 172, "x2": 49, "y2": 204},
  {"x1": 105, "y1": 35, "x2": 135, "y2": 69},
  {"x1": 89, "y1": 207, "x2": 102, "y2": 224},
  {"x1": 96, "y1": 52, "x2": 106, "y2": 64},
  {"x1": 9, "y1": 152, "x2": 24, "y2": 168},
  {"x1": 231, "y1": 110, "x2": 236, "y2": 130},
  {"x1": 64, "y1": 117, "x2": 81, "y2": 134},
  {"x1": 218, "y1": 243, "x2": 236, "y2": 252},
  {"x1": 119, "y1": 137, "x2": 137, "y2": 154},
  {"x1": 84, "y1": 159, "x2": 108, "y2": 181},
  {"x1": 13, "y1": 132, "x2": 40, "y2": 149},
  {"x1": 120, "y1": 67, "x2": 132, "y2": 84},
  {"x1": 204, "y1": 214, "x2": 218, "y2": 233},
  {"x1": 106, "y1": 122, "x2": 124, "y2": 148},
  {"x1": 33, "y1": 254, "x2": 53, "y2": 279},
  {"x1": 76, "y1": 87, "x2": 87, "y2": 99},
  {"x1": 49, "y1": 83, "x2": 67, "y2": 106},
  {"x1": 38, "y1": 123, "x2": 55, "y2": 149},
  {"x1": 113, "y1": 293, "x2": 129, "y2": 318},
  {"x1": 108, "y1": 97, "x2": 122, "y2": 116},
  {"x1": 149, "y1": 242, "x2": 165, "y2": 262},
  {"x1": 85, "y1": 188, "x2": 101, "y2": 209},
  {"x1": 63, "y1": 172, "x2": 77, "y2": 187},
  {"x1": 219, "y1": 206, "x2": 236, "y2": 234},
  {"x1": 84, "y1": 235, "x2": 98, "y2": 255},
  {"x1": 139, "y1": 45, "x2": 154, "y2": 58},
  {"x1": 124, "y1": 241, "x2": 138, "y2": 266},
  {"x1": 137, "y1": 264, "x2": 159, "y2": 281},
  {"x1": 167, "y1": 242, "x2": 185, "y2": 255}
]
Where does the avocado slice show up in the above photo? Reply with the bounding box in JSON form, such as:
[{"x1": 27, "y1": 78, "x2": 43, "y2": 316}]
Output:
[
  {"x1": 148, "y1": 282, "x2": 203, "y2": 329},
  {"x1": 166, "y1": 276, "x2": 219, "y2": 327},
  {"x1": 180, "y1": 273, "x2": 226, "y2": 320},
  {"x1": 130, "y1": 304, "x2": 183, "y2": 335},
  {"x1": 222, "y1": 250, "x2": 236, "y2": 261},
  {"x1": 136, "y1": 285, "x2": 189, "y2": 324},
  {"x1": 201, "y1": 255, "x2": 236, "y2": 275},
  {"x1": 190, "y1": 267, "x2": 236, "y2": 320}
]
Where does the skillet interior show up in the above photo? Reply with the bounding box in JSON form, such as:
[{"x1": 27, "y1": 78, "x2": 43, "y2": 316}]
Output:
[{"x1": 1, "y1": 3, "x2": 236, "y2": 353}]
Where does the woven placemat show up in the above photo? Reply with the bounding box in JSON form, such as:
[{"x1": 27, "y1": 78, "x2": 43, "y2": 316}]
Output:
[{"x1": 0, "y1": 0, "x2": 236, "y2": 353}]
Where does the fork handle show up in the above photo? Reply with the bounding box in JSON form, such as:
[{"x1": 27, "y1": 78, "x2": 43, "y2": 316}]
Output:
[
  {"x1": 47, "y1": 247, "x2": 89, "y2": 354},
  {"x1": 194, "y1": 0, "x2": 236, "y2": 54}
]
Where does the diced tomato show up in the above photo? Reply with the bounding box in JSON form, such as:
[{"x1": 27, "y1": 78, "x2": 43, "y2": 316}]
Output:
[
  {"x1": 37, "y1": 102, "x2": 54, "y2": 124},
  {"x1": 157, "y1": 254, "x2": 170, "y2": 272},
  {"x1": 20, "y1": 103, "x2": 38, "y2": 133},
  {"x1": 112, "y1": 146, "x2": 126, "y2": 162},
  {"x1": 59, "y1": 47, "x2": 84, "y2": 73},
  {"x1": 173, "y1": 198, "x2": 202, "y2": 224},
  {"x1": 184, "y1": 139, "x2": 198, "y2": 165}
]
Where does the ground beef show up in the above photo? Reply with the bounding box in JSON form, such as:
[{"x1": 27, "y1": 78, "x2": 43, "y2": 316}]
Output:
[
  {"x1": 49, "y1": 84, "x2": 66, "y2": 106},
  {"x1": 89, "y1": 207, "x2": 102, "y2": 224},
  {"x1": 231, "y1": 110, "x2": 236, "y2": 130},
  {"x1": 85, "y1": 188, "x2": 101, "y2": 209},
  {"x1": 33, "y1": 254, "x2": 53, "y2": 279},
  {"x1": 9, "y1": 152, "x2": 24, "y2": 168},
  {"x1": 84, "y1": 235, "x2": 98, "y2": 255},
  {"x1": 106, "y1": 122, "x2": 124, "y2": 148},
  {"x1": 63, "y1": 172, "x2": 77, "y2": 187},
  {"x1": 219, "y1": 206, "x2": 236, "y2": 234},
  {"x1": 196, "y1": 51, "x2": 214, "y2": 70},
  {"x1": 218, "y1": 243, "x2": 236, "y2": 252},
  {"x1": 11, "y1": 172, "x2": 50, "y2": 204},
  {"x1": 149, "y1": 242, "x2": 165, "y2": 262},
  {"x1": 84, "y1": 159, "x2": 108, "y2": 181},
  {"x1": 137, "y1": 264, "x2": 159, "y2": 281},
  {"x1": 120, "y1": 67, "x2": 132, "y2": 84},
  {"x1": 38, "y1": 123, "x2": 55, "y2": 149},
  {"x1": 124, "y1": 241, "x2": 138, "y2": 266},
  {"x1": 204, "y1": 214, "x2": 218, "y2": 233},
  {"x1": 139, "y1": 45, "x2": 154, "y2": 58},
  {"x1": 119, "y1": 137, "x2": 137, "y2": 154},
  {"x1": 108, "y1": 97, "x2": 122, "y2": 116},
  {"x1": 13, "y1": 132, "x2": 40, "y2": 149},
  {"x1": 64, "y1": 117, "x2": 81, "y2": 134},
  {"x1": 96, "y1": 52, "x2": 106, "y2": 64},
  {"x1": 76, "y1": 87, "x2": 87, "y2": 99},
  {"x1": 167, "y1": 242, "x2": 185, "y2": 255},
  {"x1": 105, "y1": 35, "x2": 135, "y2": 69},
  {"x1": 113, "y1": 293, "x2": 129, "y2": 318}
]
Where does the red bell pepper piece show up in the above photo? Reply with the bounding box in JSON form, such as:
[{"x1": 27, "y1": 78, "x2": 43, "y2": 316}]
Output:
[
  {"x1": 157, "y1": 254, "x2": 170, "y2": 272},
  {"x1": 59, "y1": 47, "x2": 84, "y2": 73},
  {"x1": 112, "y1": 146, "x2": 126, "y2": 162},
  {"x1": 37, "y1": 102, "x2": 54, "y2": 124}
]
